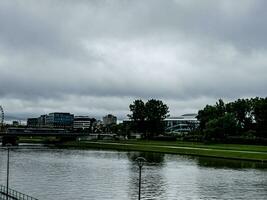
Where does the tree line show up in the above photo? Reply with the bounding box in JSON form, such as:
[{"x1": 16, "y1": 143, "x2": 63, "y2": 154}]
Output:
[
  {"x1": 197, "y1": 97, "x2": 267, "y2": 143},
  {"x1": 117, "y1": 97, "x2": 267, "y2": 144}
]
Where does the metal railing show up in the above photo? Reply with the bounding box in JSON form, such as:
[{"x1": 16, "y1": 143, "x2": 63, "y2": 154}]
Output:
[{"x1": 0, "y1": 185, "x2": 38, "y2": 200}]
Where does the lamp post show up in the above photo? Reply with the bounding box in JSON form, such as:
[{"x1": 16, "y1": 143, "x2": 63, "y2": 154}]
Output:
[
  {"x1": 136, "y1": 157, "x2": 146, "y2": 200},
  {"x1": 6, "y1": 143, "x2": 12, "y2": 200}
]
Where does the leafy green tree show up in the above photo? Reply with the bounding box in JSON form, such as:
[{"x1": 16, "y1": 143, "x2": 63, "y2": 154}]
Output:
[
  {"x1": 253, "y1": 97, "x2": 267, "y2": 137},
  {"x1": 198, "y1": 99, "x2": 238, "y2": 141},
  {"x1": 197, "y1": 105, "x2": 219, "y2": 131},
  {"x1": 128, "y1": 99, "x2": 146, "y2": 133},
  {"x1": 145, "y1": 99, "x2": 169, "y2": 137},
  {"x1": 226, "y1": 99, "x2": 253, "y2": 132},
  {"x1": 197, "y1": 97, "x2": 267, "y2": 143},
  {"x1": 204, "y1": 113, "x2": 237, "y2": 141},
  {"x1": 215, "y1": 99, "x2": 226, "y2": 117},
  {"x1": 128, "y1": 99, "x2": 169, "y2": 138}
]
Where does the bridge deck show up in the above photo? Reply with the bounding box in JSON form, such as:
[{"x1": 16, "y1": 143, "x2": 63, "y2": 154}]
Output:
[
  {"x1": 0, "y1": 132, "x2": 116, "y2": 137},
  {"x1": 0, "y1": 185, "x2": 38, "y2": 200}
]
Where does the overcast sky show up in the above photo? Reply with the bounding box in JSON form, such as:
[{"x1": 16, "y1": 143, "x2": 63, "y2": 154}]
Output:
[{"x1": 0, "y1": 0, "x2": 267, "y2": 121}]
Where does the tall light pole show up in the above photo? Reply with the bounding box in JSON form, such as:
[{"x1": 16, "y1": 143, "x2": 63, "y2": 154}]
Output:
[
  {"x1": 136, "y1": 157, "x2": 146, "y2": 200},
  {"x1": 6, "y1": 144, "x2": 12, "y2": 200}
]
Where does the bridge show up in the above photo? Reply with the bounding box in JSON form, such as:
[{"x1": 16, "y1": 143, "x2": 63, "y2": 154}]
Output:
[
  {"x1": 0, "y1": 185, "x2": 38, "y2": 200},
  {"x1": 0, "y1": 131, "x2": 116, "y2": 146}
]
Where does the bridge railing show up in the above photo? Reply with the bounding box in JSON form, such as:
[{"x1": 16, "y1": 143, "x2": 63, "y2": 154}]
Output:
[{"x1": 0, "y1": 185, "x2": 38, "y2": 200}]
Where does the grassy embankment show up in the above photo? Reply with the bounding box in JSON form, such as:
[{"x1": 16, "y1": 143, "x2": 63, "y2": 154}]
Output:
[
  {"x1": 58, "y1": 140, "x2": 267, "y2": 162},
  {"x1": 18, "y1": 136, "x2": 267, "y2": 162},
  {"x1": 19, "y1": 136, "x2": 59, "y2": 144}
]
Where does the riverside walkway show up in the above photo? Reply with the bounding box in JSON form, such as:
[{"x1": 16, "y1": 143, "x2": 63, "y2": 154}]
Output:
[{"x1": 0, "y1": 185, "x2": 38, "y2": 200}]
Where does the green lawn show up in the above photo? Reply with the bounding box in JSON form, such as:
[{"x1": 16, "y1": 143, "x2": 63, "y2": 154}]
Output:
[
  {"x1": 17, "y1": 136, "x2": 267, "y2": 162},
  {"x1": 59, "y1": 140, "x2": 267, "y2": 162},
  {"x1": 116, "y1": 140, "x2": 267, "y2": 152}
]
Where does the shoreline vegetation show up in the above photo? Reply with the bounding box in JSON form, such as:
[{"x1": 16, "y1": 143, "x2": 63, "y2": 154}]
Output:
[{"x1": 19, "y1": 138, "x2": 267, "y2": 162}]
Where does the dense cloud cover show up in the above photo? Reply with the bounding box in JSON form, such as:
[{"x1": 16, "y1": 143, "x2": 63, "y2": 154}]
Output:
[{"x1": 0, "y1": 0, "x2": 267, "y2": 120}]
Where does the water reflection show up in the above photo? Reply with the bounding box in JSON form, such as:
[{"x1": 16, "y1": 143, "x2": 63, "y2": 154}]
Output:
[
  {"x1": 127, "y1": 152, "x2": 167, "y2": 200},
  {"x1": 196, "y1": 156, "x2": 267, "y2": 169},
  {"x1": 127, "y1": 152, "x2": 165, "y2": 165},
  {"x1": 0, "y1": 148, "x2": 266, "y2": 200},
  {"x1": 195, "y1": 164, "x2": 267, "y2": 199}
]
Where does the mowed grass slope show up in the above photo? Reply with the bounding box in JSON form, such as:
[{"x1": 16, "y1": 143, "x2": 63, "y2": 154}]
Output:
[{"x1": 60, "y1": 140, "x2": 267, "y2": 162}]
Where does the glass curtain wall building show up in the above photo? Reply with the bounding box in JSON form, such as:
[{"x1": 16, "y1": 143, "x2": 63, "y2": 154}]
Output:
[{"x1": 46, "y1": 112, "x2": 74, "y2": 129}]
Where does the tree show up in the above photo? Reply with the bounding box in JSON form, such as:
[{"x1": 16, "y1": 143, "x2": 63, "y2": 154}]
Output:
[
  {"x1": 128, "y1": 99, "x2": 169, "y2": 138},
  {"x1": 197, "y1": 105, "x2": 219, "y2": 131},
  {"x1": 198, "y1": 99, "x2": 237, "y2": 141},
  {"x1": 253, "y1": 97, "x2": 267, "y2": 137},
  {"x1": 128, "y1": 100, "x2": 146, "y2": 121},
  {"x1": 197, "y1": 97, "x2": 267, "y2": 143},
  {"x1": 226, "y1": 99, "x2": 253, "y2": 132},
  {"x1": 145, "y1": 99, "x2": 169, "y2": 137},
  {"x1": 128, "y1": 99, "x2": 146, "y2": 133},
  {"x1": 204, "y1": 113, "x2": 237, "y2": 141},
  {"x1": 215, "y1": 99, "x2": 226, "y2": 117}
]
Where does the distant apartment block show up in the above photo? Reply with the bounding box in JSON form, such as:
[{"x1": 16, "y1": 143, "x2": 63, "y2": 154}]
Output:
[
  {"x1": 46, "y1": 112, "x2": 74, "y2": 129},
  {"x1": 103, "y1": 114, "x2": 117, "y2": 126},
  {"x1": 73, "y1": 116, "x2": 91, "y2": 130}
]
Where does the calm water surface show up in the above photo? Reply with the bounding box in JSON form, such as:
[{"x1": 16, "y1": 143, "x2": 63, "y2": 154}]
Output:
[{"x1": 0, "y1": 146, "x2": 266, "y2": 200}]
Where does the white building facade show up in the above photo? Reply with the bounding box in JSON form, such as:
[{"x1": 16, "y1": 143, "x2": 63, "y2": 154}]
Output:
[
  {"x1": 165, "y1": 114, "x2": 199, "y2": 134},
  {"x1": 73, "y1": 116, "x2": 91, "y2": 130}
]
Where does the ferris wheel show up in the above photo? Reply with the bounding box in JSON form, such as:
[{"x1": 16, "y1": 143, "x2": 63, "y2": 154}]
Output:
[{"x1": 0, "y1": 105, "x2": 4, "y2": 128}]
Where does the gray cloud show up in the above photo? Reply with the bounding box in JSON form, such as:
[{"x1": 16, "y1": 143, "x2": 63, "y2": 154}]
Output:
[{"x1": 0, "y1": 0, "x2": 267, "y2": 120}]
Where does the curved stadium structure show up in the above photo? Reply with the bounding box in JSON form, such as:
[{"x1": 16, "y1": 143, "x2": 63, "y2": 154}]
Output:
[{"x1": 164, "y1": 114, "x2": 199, "y2": 134}]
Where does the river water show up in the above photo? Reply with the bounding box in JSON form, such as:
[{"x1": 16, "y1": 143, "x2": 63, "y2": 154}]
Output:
[{"x1": 0, "y1": 146, "x2": 266, "y2": 200}]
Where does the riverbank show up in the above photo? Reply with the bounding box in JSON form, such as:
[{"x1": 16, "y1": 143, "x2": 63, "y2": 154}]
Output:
[{"x1": 57, "y1": 140, "x2": 267, "y2": 162}]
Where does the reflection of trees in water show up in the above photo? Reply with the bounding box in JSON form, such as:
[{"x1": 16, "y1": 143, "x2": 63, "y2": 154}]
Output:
[
  {"x1": 195, "y1": 158, "x2": 267, "y2": 200},
  {"x1": 127, "y1": 152, "x2": 168, "y2": 200},
  {"x1": 196, "y1": 157, "x2": 267, "y2": 169},
  {"x1": 127, "y1": 151, "x2": 165, "y2": 165}
]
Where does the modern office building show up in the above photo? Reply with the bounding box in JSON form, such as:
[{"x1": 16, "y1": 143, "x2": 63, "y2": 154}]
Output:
[
  {"x1": 38, "y1": 115, "x2": 47, "y2": 127},
  {"x1": 103, "y1": 114, "x2": 117, "y2": 126},
  {"x1": 73, "y1": 116, "x2": 91, "y2": 131},
  {"x1": 164, "y1": 114, "x2": 199, "y2": 134},
  {"x1": 27, "y1": 115, "x2": 48, "y2": 128},
  {"x1": 46, "y1": 112, "x2": 74, "y2": 129},
  {"x1": 27, "y1": 118, "x2": 39, "y2": 127}
]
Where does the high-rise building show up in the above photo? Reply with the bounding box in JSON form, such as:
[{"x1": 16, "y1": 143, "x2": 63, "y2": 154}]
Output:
[{"x1": 103, "y1": 114, "x2": 117, "y2": 126}]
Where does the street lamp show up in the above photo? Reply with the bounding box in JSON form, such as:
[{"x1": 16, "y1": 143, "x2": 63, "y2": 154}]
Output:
[
  {"x1": 5, "y1": 143, "x2": 12, "y2": 200},
  {"x1": 135, "y1": 157, "x2": 146, "y2": 200}
]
